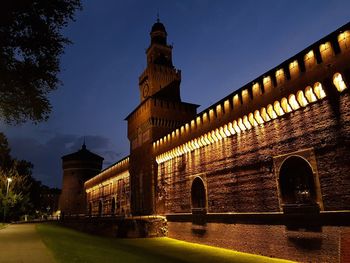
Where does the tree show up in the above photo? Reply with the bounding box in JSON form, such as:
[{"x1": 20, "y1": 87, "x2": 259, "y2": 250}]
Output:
[
  {"x1": 0, "y1": 162, "x2": 32, "y2": 221},
  {"x1": 0, "y1": 0, "x2": 82, "y2": 124}
]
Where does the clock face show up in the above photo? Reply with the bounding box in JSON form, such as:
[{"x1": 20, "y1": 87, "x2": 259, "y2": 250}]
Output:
[{"x1": 143, "y1": 83, "x2": 149, "y2": 98}]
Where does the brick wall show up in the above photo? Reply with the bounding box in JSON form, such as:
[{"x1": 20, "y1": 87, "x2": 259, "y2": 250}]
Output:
[{"x1": 157, "y1": 92, "x2": 350, "y2": 214}]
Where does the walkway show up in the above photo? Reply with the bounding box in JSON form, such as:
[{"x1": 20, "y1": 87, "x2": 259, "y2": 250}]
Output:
[{"x1": 0, "y1": 224, "x2": 56, "y2": 263}]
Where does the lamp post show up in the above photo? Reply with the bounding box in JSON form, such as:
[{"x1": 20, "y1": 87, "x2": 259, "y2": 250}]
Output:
[{"x1": 3, "y1": 177, "x2": 12, "y2": 222}]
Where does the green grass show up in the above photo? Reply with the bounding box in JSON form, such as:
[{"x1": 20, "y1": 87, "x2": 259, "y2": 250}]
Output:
[{"x1": 37, "y1": 223, "x2": 295, "y2": 263}]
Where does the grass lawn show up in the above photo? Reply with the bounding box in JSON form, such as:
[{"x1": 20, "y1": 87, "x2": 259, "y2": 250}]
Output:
[{"x1": 37, "y1": 223, "x2": 295, "y2": 263}]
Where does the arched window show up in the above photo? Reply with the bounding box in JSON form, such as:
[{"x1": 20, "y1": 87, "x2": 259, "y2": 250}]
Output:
[
  {"x1": 313, "y1": 82, "x2": 326, "y2": 99},
  {"x1": 304, "y1": 86, "x2": 317, "y2": 103},
  {"x1": 288, "y1": 94, "x2": 300, "y2": 111},
  {"x1": 98, "y1": 200, "x2": 103, "y2": 217},
  {"x1": 281, "y1": 97, "x2": 292, "y2": 113},
  {"x1": 333, "y1": 73, "x2": 347, "y2": 92},
  {"x1": 279, "y1": 156, "x2": 316, "y2": 205},
  {"x1": 296, "y1": 90, "x2": 308, "y2": 107},
  {"x1": 273, "y1": 101, "x2": 285, "y2": 116},
  {"x1": 338, "y1": 30, "x2": 350, "y2": 51},
  {"x1": 191, "y1": 177, "x2": 206, "y2": 211},
  {"x1": 111, "y1": 197, "x2": 116, "y2": 215},
  {"x1": 267, "y1": 104, "x2": 277, "y2": 119}
]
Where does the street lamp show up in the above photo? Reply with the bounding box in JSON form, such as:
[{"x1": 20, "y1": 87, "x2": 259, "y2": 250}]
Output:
[{"x1": 3, "y1": 177, "x2": 12, "y2": 222}]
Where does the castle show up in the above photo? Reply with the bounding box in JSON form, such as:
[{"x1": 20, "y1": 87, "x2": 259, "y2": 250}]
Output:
[{"x1": 59, "y1": 20, "x2": 350, "y2": 262}]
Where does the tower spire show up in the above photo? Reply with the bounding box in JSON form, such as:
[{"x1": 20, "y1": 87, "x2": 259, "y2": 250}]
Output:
[
  {"x1": 156, "y1": 9, "x2": 160, "y2": 23},
  {"x1": 82, "y1": 136, "x2": 86, "y2": 150}
]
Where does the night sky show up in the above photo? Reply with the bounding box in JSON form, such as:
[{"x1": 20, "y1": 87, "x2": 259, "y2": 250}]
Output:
[{"x1": 3, "y1": 0, "x2": 350, "y2": 188}]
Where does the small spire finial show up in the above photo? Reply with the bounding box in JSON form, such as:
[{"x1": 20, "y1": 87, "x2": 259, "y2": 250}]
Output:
[
  {"x1": 82, "y1": 136, "x2": 86, "y2": 149},
  {"x1": 156, "y1": 9, "x2": 160, "y2": 23}
]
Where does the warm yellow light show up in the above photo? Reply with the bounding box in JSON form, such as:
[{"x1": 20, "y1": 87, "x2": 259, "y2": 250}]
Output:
[
  {"x1": 208, "y1": 133, "x2": 214, "y2": 143},
  {"x1": 338, "y1": 31, "x2": 350, "y2": 51},
  {"x1": 180, "y1": 126, "x2": 185, "y2": 134},
  {"x1": 243, "y1": 115, "x2": 252, "y2": 129},
  {"x1": 305, "y1": 50, "x2": 314, "y2": 60},
  {"x1": 288, "y1": 94, "x2": 300, "y2": 110},
  {"x1": 263, "y1": 76, "x2": 271, "y2": 87},
  {"x1": 224, "y1": 100, "x2": 230, "y2": 112},
  {"x1": 238, "y1": 118, "x2": 246, "y2": 131},
  {"x1": 275, "y1": 68, "x2": 285, "y2": 84},
  {"x1": 216, "y1": 104, "x2": 222, "y2": 115},
  {"x1": 223, "y1": 124, "x2": 231, "y2": 137},
  {"x1": 211, "y1": 130, "x2": 219, "y2": 142},
  {"x1": 191, "y1": 120, "x2": 195, "y2": 129},
  {"x1": 260, "y1": 107, "x2": 271, "y2": 122},
  {"x1": 333, "y1": 73, "x2": 347, "y2": 92},
  {"x1": 273, "y1": 101, "x2": 285, "y2": 116},
  {"x1": 267, "y1": 104, "x2": 277, "y2": 119},
  {"x1": 215, "y1": 129, "x2": 222, "y2": 140},
  {"x1": 200, "y1": 136, "x2": 207, "y2": 146},
  {"x1": 319, "y1": 42, "x2": 331, "y2": 52},
  {"x1": 248, "y1": 113, "x2": 258, "y2": 127},
  {"x1": 196, "y1": 116, "x2": 201, "y2": 126},
  {"x1": 202, "y1": 112, "x2": 208, "y2": 123},
  {"x1": 219, "y1": 127, "x2": 227, "y2": 138},
  {"x1": 185, "y1": 123, "x2": 190, "y2": 132},
  {"x1": 313, "y1": 82, "x2": 326, "y2": 99},
  {"x1": 193, "y1": 139, "x2": 200, "y2": 149},
  {"x1": 233, "y1": 120, "x2": 241, "y2": 133},
  {"x1": 304, "y1": 86, "x2": 317, "y2": 103},
  {"x1": 204, "y1": 134, "x2": 211, "y2": 144},
  {"x1": 254, "y1": 110, "x2": 264, "y2": 124},
  {"x1": 296, "y1": 90, "x2": 308, "y2": 107},
  {"x1": 209, "y1": 109, "x2": 215, "y2": 121},
  {"x1": 289, "y1": 60, "x2": 298, "y2": 70},
  {"x1": 281, "y1": 97, "x2": 292, "y2": 113},
  {"x1": 228, "y1": 122, "x2": 236, "y2": 135},
  {"x1": 252, "y1": 83, "x2": 260, "y2": 97},
  {"x1": 233, "y1": 94, "x2": 240, "y2": 107}
]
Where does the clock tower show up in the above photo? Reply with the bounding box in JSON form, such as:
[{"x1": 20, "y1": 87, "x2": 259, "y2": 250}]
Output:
[
  {"x1": 126, "y1": 18, "x2": 198, "y2": 215},
  {"x1": 139, "y1": 18, "x2": 181, "y2": 102}
]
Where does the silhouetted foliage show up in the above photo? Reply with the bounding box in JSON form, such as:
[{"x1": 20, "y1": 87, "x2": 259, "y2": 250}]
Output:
[
  {"x1": 0, "y1": 132, "x2": 60, "y2": 221},
  {"x1": 0, "y1": 0, "x2": 82, "y2": 124}
]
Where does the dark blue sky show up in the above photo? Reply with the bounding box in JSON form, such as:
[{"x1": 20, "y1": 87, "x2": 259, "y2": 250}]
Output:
[{"x1": 3, "y1": 0, "x2": 350, "y2": 187}]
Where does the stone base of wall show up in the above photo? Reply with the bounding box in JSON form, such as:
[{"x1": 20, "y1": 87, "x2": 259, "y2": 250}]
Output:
[
  {"x1": 167, "y1": 212, "x2": 350, "y2": 263},
  {"x1": 60, "y1": 215, "x2": 167, "y2": 238}
]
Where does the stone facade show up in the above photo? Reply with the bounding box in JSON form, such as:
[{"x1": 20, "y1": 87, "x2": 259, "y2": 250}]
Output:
[
  {"x1": 62, "y1": 20, "x2": 350, "y2": 262},
  {"x1": 59, "y1": 143, "x2": 103, "y2": 215}
]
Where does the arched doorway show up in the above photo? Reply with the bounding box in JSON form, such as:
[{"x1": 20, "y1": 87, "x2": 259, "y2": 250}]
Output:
[
  {"x1": 98, "y1": 200, "x2": 103, "y2": 217},
  {"x1": 191, "y1": 177, "x2": 206, "y2": 211},
  {"x1": 279, "y1": 156, "x2": 316, "y2": 205},
  {"x1": 111, "y1": 197, "x2": 116, "y2": 215}
]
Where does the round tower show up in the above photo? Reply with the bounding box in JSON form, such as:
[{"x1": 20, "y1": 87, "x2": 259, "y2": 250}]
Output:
[{"x1": 59, "y1": 143, "x2": 103, "y2": 215}]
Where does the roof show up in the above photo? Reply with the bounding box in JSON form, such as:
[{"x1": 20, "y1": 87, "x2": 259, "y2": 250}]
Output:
[{"x1": 61, "y1": 143, "x2": 104, "y2": 162}]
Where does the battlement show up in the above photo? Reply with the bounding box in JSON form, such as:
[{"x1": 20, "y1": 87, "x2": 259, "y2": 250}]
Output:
[
  {"x1": 153, "y1": 23, "x2": 350, "y2": 161},
  {"x1": 84, "y1": 156, "x2": 129, "y2": 190}
]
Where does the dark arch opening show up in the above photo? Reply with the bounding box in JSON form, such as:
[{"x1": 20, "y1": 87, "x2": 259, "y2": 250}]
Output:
[
  {"x1": 191, "y1": 177, "x2": 206, "y2": 210},
  {"x1": 98, "y1": 200, "x2": 103, "y2": 217},
  {"x1": 111, "y1": 197, "x2": 116, "y2": 215},
  {"x1": 279, "y1": 156, "x2": 316, "y2": 205}
]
